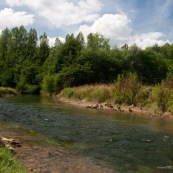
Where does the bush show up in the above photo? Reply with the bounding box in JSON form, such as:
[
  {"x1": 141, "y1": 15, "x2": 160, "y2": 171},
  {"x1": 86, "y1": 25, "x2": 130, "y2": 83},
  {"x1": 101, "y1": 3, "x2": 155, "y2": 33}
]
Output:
[
  {"x1": 26, "y1": 84, "x2": 40, "y2": 94},
  {"x1": 151, "y1": 76, "x2": 173, "y2": 113},
  {"x1": 62, "y1": 88, "x2": 74, "y2": 98},
  {"x1": 114, "y1": 72, "x2": 141, "y2": 105},
  {"x1": 42, "y1": 74, "x2": 59, "y2": 95},
  {"x1": 136, "y1": 86, "x2": 152, "y2": 106},
  {"x1": 152, "y1": 85, "x2": 169, "y2": 113}
]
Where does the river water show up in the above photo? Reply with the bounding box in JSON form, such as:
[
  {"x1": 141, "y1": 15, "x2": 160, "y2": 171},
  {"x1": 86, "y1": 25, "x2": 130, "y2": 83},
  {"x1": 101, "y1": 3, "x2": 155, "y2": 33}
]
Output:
[{"x1": 0, "y1": 95, "x2": 173, "y2": 172}]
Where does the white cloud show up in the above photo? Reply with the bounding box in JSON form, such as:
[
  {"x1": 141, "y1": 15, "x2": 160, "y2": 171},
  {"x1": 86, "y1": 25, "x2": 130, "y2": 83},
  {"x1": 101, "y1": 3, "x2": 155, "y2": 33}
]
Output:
[
  {"x1": 129, "y1": 32, "x2": 170, "y2": 49},
  {"x1": 76, "y1": 13, "x2": 131, "y2": 46},
  {"x1": 4, "y1": 0, "x2": 171, "y2": 48},
  {"x1": 0, "y1": 8, "x2": 34, "y2": 30},
  {"x1": 5, "y1": 0, "x2": 102, "y2": 28},
  {"x1": 75, "y1": 12, "x2": 170, "y2": 49}
]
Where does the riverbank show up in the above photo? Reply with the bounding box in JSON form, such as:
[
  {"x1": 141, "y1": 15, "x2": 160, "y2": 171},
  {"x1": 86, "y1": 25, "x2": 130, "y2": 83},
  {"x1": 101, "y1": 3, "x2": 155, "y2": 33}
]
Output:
[
  {"x1": 0, "y1": 126, "x2": 115, "y2": 173},
  {"x1": 57, "y1": 82, "x2": 173, "y2": 119},
  {"x1": 0, "y1": 87, "x2": 17, "y2": 97},
  {"x1": 56, "y1": 95, "x2": 173, "y2": 119}
]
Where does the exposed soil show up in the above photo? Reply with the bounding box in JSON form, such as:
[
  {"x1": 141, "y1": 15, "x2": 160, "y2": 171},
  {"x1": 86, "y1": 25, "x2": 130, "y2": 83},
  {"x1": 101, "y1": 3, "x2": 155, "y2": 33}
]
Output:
[
  {"x1": 56, "y1": 96, "x2": 173, "y2": 119},
  {"x1": 0, "y1": 127, "x2": 116, "y2": 173}
]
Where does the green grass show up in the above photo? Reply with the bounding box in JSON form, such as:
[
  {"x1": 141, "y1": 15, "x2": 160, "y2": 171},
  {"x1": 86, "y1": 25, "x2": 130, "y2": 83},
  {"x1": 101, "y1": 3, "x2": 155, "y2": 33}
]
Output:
[
  {"x1": 0, "y1": 87, "x2": 17, "y2": 97},
  {"x1": 62, "y1": 87, "x2": 74, "y2": 98},
  {"x1": 0, "y1": 147, "x2": 26, "y2": 173}
]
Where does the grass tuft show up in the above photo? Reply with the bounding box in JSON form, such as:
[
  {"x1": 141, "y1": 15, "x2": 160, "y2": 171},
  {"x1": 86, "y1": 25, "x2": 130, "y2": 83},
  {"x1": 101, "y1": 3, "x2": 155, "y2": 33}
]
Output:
[
  {"x1": 0, "y1": 87, "x2": 17, "y2": 97},
  {"x1": 0, "y1": 147, "x2": 26, "y2": 173}
]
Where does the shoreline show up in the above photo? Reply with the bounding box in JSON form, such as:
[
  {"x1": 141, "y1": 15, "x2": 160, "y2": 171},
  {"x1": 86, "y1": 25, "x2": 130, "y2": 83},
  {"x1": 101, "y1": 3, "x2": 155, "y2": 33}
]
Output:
[
  {"x1": 0, "y1": 125, "x2": 115, "y2": 173},
  {"x1": 56, "y1": 96, "x2": 173, "y2": 119}
]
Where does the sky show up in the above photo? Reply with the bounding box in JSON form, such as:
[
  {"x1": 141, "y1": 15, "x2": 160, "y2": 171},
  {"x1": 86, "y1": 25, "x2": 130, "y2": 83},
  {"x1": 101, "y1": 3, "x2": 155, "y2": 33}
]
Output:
[{"x1": 0, "y1": 0, "x2": 173, "y2": 48}]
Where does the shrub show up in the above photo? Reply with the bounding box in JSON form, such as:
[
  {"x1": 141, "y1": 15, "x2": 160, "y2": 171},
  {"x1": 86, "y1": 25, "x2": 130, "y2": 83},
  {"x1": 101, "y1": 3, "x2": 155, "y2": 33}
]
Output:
[
  {"x1": 42, "y1": 74, "x2": 60, "y2": 95},
  {"x1": 25, "y1": 84, "x2": 40, "y2": 94},
  {"x1": 136, "y1": 86, "x2": 152, "y2": 106},
  {"x1": 114, "y1": 72, "x2": 141, "y2": 105},
  {"x1": 62, "y1": 88, "x2": 74, "y2": 98},
  {"x1": 151, "y1": 76, "x2": 173, "y2": 113}
]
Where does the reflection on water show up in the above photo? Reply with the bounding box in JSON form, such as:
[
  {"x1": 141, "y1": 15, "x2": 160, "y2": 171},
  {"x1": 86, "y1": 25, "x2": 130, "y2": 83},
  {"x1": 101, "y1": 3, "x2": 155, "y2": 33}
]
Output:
[{"x1": 0, "y1": 95, "x2": 173, "y2": 172}]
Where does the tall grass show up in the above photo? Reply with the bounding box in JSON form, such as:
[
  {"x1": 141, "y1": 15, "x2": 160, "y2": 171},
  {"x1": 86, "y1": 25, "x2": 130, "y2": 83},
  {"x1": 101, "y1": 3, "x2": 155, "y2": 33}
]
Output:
[
  {"x1": 0, "y1": 147, "x2": 26, "y2": 173},
  {"x1": 0, "y1": 87, "x2": 17, "y2": 97},
  {"x1": 149, "y1": 76, "x2": 173, "y2": 113},
  {"x1": 65, "y1": 84, "x2": 114, "y2": 103},
  {"x1": 60, "y1": 74, "x2": 173, "y2": 115}
]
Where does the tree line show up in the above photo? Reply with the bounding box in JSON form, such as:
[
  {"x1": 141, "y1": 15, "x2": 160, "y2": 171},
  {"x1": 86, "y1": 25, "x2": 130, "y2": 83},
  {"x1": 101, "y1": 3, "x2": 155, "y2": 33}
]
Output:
[{"x1": 0, "y1": 26, "x2": 172, "y2": 94}]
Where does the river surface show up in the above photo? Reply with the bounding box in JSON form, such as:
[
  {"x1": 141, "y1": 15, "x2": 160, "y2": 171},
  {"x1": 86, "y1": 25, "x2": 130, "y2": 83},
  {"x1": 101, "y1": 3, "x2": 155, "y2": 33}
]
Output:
[{"x1": 0, "y1": 95, "x2": 173, "y2": 173}]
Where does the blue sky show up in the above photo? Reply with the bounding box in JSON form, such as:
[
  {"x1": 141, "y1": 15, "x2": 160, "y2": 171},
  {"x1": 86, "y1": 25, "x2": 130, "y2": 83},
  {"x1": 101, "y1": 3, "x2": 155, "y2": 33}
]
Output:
[{"x1": 0, "y1": 0, "x2": 173, "y2": 48}]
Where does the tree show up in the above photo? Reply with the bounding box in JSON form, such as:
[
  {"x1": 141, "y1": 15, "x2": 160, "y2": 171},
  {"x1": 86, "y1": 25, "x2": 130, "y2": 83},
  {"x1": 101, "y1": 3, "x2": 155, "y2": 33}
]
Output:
[
  {"x1": 26, "y1": 28, "x2": 38, "y2": 60},
  {"x1": 38, "y1": 32, "x2": 50, "y2": 64},
  {"x1": 87, "y1": 33, "x2": 110, "y2": 50}
]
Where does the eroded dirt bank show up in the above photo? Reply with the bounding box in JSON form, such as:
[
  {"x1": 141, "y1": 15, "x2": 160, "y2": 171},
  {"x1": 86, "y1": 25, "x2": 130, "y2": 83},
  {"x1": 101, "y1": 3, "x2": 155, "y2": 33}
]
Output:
[{"x1": 56, "y1": 96, "x2": 173, "y2": 119}]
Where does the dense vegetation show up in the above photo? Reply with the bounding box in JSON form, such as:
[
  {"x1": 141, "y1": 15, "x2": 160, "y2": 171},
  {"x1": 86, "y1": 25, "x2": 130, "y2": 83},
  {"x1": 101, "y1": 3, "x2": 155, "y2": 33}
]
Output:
[
  {"x1": 1, "y1": 26, "x2": 173, "y2": 113},
  {"x1": 0, "y1": 26, "x2": 172, "y2": 93},
  {"x1": 61, "y1": 74, "x2": 173, "y2": 115}
]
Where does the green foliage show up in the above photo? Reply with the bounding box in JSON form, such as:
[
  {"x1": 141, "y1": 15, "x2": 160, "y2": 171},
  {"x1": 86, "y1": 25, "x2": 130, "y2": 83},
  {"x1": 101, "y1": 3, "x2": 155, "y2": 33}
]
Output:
[
  {"x1": 1, "y1": 26, "x2": 173, "y2": 99},
  {"x1": 38, "y1": 32, "x2": 50, "y2": 64},
  {"x1": 62, "y1": 88, "x2": 74, "y2": 98},
  {"x1": 0, "y1": 148, "x2": 26, "y2": 173},
  {"x1": 87, "y1": 33, "x2": 110, "y2": 50},
  {"x1": 114, "y1": 72, "x2": 141, "y2": 105},
  {"x1": 136, "y1": 86, "x2": 152, "y2": 106},
  {"x1": 25, "y1": 84, "x2": 40, "y2": 94},
  {"x1": 151, "y1": 76, "x2": 173, "y2": 113},
  {"x1": 56, "y1": 63, "x2": 93, "y2": 88},
  {"x1": 42, "y1": 74, "x2": 56, "y2": 94}
]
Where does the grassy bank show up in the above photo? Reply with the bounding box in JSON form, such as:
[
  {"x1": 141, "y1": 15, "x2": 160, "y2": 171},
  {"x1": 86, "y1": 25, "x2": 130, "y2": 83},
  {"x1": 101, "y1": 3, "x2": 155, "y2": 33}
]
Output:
[
  {"x1": 60, "y1": 74, "x2": 173, "y2": 117},
  {"x1": 0, "y1": 147, "x2": 26, "y2": 173},
  {"x1": 0, "y1": 87, "x2": 17, "y2": 97}
]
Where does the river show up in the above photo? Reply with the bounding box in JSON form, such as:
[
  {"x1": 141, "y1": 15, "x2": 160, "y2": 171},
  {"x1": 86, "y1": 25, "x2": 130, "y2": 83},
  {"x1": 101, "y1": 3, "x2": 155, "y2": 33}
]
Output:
[{"x1": 0, "y1": 95, "x2": 173, "y2": 172}]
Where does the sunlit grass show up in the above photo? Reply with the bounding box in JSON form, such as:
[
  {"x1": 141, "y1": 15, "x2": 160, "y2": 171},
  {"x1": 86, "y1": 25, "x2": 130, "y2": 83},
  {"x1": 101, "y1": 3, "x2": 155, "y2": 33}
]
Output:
[
  {"x1": 60, "y1": 76, "x2": 173, "y2": 115},
  {"x1": 0, "y1": 147, "x2": 26, "y2": 173},
  {"x1": 71, "y1": 84, "x2": 114, "y2": 103},
  {"x1": 0, "y1": 87, "x2": 17, "y2": 97}
]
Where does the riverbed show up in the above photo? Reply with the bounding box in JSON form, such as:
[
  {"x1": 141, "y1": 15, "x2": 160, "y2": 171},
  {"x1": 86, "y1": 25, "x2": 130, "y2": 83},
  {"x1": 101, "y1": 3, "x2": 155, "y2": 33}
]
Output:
[{"x1": 0, "y1": 95, "x2": 173, "y2": 173}]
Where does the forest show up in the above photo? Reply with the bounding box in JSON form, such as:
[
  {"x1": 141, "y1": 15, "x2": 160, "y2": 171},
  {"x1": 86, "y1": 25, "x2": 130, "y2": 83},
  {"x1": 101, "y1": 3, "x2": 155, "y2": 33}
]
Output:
[{"x1": 0, "y1": 25, "x2": 173, "y2": 96}]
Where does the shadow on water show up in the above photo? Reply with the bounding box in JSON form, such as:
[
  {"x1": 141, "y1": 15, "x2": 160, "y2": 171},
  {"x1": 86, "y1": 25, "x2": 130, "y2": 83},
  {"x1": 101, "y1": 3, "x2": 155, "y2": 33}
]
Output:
[{"x1": 1, "y1": 95, "x2": 173, "y2": 172}]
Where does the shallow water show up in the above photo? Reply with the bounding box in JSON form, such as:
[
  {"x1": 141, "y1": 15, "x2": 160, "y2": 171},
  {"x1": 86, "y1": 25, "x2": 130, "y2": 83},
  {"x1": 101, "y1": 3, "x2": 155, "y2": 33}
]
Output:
[{"x1": 0, "y1": 95, "x2": 173, "y2": 172}]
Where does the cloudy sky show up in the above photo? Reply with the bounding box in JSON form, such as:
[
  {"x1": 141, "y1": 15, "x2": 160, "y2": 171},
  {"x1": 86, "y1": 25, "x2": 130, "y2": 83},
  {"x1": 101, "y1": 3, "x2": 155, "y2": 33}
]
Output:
[{"x1": 0, "y1": 0, "x2": 173, "y2": 48}]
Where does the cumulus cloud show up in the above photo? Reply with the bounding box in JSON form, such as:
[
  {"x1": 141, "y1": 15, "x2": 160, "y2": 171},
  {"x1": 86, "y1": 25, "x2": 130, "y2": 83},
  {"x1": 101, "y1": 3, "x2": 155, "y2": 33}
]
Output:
[
  {"x1": 76, "y1": 13, "x2": 131, "y2": 46},
  {"x1": 75, "y1": 12, "x2": 170, "y2": 49},
  {"x1": 5, "y1": 0, "x2": 102, "y2": 28},
  {"x1": 129, "y1": 32, "x2": 170, "y2": 49},
  {"x1": 0, "y1": 8, "x2": 34, "y2": 30},
  {"x1": 4, "y1": 0, "x2": 170, "y2": 48}
]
